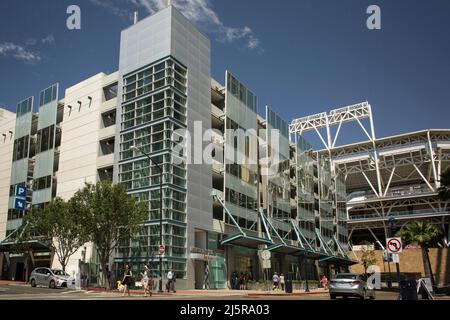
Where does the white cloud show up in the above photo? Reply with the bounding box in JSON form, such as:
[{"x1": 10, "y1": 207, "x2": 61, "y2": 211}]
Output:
[
  {"x1": 0, "y1": 43, "x2": 42, "y2": 64},
  {"x1": 89, "y1": 0, "x2": 262, "y2": 51},
  {"x1": 89, "y1": 0, "x2": 133, "y2": 18},
  {"x1": 1, "y1": 35, "x2": 55, "y2": 64},
  {"x1": 41, "y1": 35, "x2": 55, "y2": 45}
]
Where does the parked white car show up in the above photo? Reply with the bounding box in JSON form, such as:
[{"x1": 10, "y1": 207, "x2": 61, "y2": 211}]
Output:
[{"x1": 29, "y1": 268, "x2": 75, "y2": 289}]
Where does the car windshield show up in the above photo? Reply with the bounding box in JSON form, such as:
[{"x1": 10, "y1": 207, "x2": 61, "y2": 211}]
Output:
[
  {"x1": 333, "y1": 274, "x2": 358, "y2": 280},
  {"x1": 52, "y1": 270, "x2": 69, "y2": 276}
]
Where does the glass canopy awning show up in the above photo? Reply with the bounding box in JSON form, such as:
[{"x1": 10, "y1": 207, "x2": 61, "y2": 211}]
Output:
[{"x1": 211, "y1": 190, "x2": 358, "y2": 265}]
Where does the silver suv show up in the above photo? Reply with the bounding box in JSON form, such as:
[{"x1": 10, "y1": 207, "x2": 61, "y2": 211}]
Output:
[
  {"x1": 30, "y1": 268, "x2": 73, "y2": 289},
  {"x1": 329, "y1": 273, "x2": 376, "y2": 300}
]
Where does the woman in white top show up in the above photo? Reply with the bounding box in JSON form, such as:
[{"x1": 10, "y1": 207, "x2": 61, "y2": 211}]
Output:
[
  {"x1": 280, "y1": 274, "x2": 285, "y2": 291},
  {"x1": 141, "y1": 265, "x2": 151, "y2": 297}
]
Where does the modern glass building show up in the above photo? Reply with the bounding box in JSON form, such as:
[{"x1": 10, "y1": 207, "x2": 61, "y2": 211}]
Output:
[{"x1": 0, "y1": 5, "x2": 354, "y2": 288}]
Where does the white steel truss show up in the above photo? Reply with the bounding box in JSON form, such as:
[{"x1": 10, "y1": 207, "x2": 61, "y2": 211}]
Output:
[
  {"x1": 289, "y1": 101, "x2": 374, "y2": 151},
  {"x1": 290, "y1": 100, "x2": 450, "y2": 245}
]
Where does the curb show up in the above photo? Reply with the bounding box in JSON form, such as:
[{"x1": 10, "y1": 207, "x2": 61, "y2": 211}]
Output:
[
  {"x1": 247, "y1": 291, "x2": 328, "y2": 297},
  {"x1": 86, "y1": 288, "x2": 174, "y2": 296}
]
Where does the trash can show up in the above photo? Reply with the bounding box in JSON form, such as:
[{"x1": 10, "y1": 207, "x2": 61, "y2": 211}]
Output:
[
  {"x1": 285, "y1": 280, "x2": 293, "y2": 293},
  {"x1": 399, "y1": 279, "x2": 418, "y2": 300}
]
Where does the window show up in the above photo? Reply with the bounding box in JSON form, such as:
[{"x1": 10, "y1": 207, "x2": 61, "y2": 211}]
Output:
[
  {"x1": 103, "y1": 83, "x2": 118, "y2": 101},
  {"x1": 17, "y1": 98, "x2": 32, "y2": 116},
  {"x1": 39, "y1": 84, "x2": 58, "y2": 106},
  {"x1": 36, "y1": 125, "x2": 54, "y2": 153},
  {"x1": 33, "y1": 176, "x2": 52, "y2": 191},
  {"x1": 13, "y1": 136, "x2": 29, "y2": 161}
]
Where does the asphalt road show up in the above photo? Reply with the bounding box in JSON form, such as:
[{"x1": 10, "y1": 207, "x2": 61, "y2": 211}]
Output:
[{"x1": 0, "y1": 284, "x2": 403, "y2": 300}]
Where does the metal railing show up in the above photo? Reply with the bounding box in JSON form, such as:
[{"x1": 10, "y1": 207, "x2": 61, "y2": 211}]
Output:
[
  {"x1": 347, "y1": 185, "x2": 434, "y2": 202},
  {"x1": 349, "y1": 209, "x2": 449, "y2": 222}
]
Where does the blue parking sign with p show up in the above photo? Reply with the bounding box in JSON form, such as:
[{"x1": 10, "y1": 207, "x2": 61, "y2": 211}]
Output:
[
  {"x1": 15, "y1": 185, "x2": 27, "y2": 198},
  {"x1": 14, "y1": 198, "x2": 26, "y2": 210}
]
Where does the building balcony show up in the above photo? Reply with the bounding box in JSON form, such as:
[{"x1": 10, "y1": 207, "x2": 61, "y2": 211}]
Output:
[
  {"x1": 212, "y1": 160, "x2": 224, "y2": 174},
  {"x1": 211, "y1": 103, "x2": 225, "y2": 120},
  {"x1": 98, "y1": 125, "x2": 116, "y2": 141},
  {"x1": 97, "y1": 153, "x2": 114, "y2": 168},
  {"x1": 101, "y1": 97, "x2": 117, "y2": 112}
]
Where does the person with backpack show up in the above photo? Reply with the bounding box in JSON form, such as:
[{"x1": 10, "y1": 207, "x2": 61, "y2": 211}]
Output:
[{"x1": 272, "y1": 272, "x2": 280, "y2": 291}]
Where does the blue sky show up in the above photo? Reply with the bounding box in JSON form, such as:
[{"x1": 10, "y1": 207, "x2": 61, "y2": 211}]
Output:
[{"x1": 0, "y1": 0, "x2": 449, "y2": 147}]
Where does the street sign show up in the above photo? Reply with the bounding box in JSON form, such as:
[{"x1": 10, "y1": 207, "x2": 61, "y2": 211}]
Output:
[
  {"x1": 15, "y1": 185, "x2": 27, "y2": 198},
  {"x1": 262, "y1": 259, "x2": 271, "y2": 269},
  {"x1": 261, "y1": 250, "x2": 271, "y2": 260},
  {"x1": 386, "y1": 237, "x2": 403, "y2": 254},
  {"x1": 159, "y1": 244, "x2": 165, "y2": 255},
  {"x1": 14, "y1": 198, "x2": 26, "y2": 211},
  {"x1": 383, "y1": 250, "x2": 393, "y2": 262},
  {"x1": 391, "y1": 253, "x2": 400, "y2": 263}
]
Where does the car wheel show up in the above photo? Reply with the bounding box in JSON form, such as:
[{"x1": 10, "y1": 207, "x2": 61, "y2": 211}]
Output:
[
  {"x1": 49, "y1": 280, "x2": 56, "y2": 289},
  {"x1": 330, "y1": 294, "x2": 336, "y2": 300},
  {"x1": 31, "y1": 279, "x2": 36, "y2": 287}
]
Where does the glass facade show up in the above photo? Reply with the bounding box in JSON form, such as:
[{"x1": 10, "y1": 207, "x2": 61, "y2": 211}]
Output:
[
  {"x1": 32, "y1": 84, "x2": 59, "y2": 207},
  {"x1": 266, "y1": 107, "x2": 291, "y2": 220},
  {"x1": 318, "y1": 155, "x2": 334, "y2": 242},
  {"x1": 117, "y1": 57, "x2": 188, "y2": 279},
  {"x1": 295, "y1": 134, "x2": 316, "y2": 243},
  {"x1": 222, "y1": 71, "x2": 259, "y2": 233},
  {"x1": 335, "y1": 172, "x2": 348, "y2": 246},
  {"x1": 7, "y1": 97, "x2": 34, "y2": 228}
]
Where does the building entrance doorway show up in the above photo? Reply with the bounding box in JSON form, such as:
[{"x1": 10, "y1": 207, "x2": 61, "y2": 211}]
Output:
[{"x1": 15, "y1": 262, "x2": 24, "y2": 282}]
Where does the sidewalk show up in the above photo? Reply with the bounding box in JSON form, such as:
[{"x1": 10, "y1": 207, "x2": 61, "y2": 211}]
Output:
[
  {"x1": 85, "y1": 287, "x2": 329, "y2": 297},
  {"x1": 0, "y1": 280, "x2": 28, "y2": 286}
]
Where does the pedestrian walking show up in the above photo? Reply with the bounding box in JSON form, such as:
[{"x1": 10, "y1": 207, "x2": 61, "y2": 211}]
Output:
[
  {"x1": 239, "y1": 273, "x2": 245, "y2": 290},
  {"x1": 280, "y1": 273, "x2": 285, "y2": 291},
  {"x1": 166, "y1": 268, "x2": 176, "y2": 293},
  {"x1": 121, "y1": 265, "x2": 133, "y2": 297},
  {"x1": 321, "y1": 275, "x2": 328, "y2": 290},
  {"x1": 141, "y1": 265, "x2": 152, "y2": 297},
  {"x1": 231, "y1": 271, "x2": 238, "y2": 290},
  {"x1": 272, "y1": 272, "x2": 280, "y2": 291}
]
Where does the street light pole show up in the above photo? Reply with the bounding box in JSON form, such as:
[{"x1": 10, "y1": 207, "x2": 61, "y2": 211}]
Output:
[{"x1": 130, "y1": 146, "x2": 164, "y2": 293}]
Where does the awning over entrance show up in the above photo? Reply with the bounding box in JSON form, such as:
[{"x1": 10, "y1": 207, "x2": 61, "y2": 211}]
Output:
[
  {"x1": 0, "y1": 240, "x2": 52, "y2": 253},
  {"x1": 220, "y1": 233, "x2": 272, "y2": 248},
  {"x1": 267, "y1": 242, "x2": 330, "y2": 260},
  {"x1": 268, "y1": 242, "x2": 305, "y2": 255},
  {"x1": 318, "y1": 255, "x2": 358, "y2": 266}
]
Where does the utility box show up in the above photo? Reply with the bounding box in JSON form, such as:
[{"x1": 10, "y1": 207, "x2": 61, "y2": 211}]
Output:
[{"x1": 399, "y1": 279, "x2": 418, "y2": 300}]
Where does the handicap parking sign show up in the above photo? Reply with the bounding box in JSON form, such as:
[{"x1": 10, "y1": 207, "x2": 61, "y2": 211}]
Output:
[
  {"x1": 15, "y1": 185, "x2": 27, "y2": 198},
  {"x1": 14, "y1": 198, "x2": 27, "y2": 211}
]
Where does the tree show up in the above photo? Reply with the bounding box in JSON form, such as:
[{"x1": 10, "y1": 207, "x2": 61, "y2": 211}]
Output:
[
  {"x1": 360, "y1": 242, "x2": 377, "y2": 275},
  {"x1": 396, "y1": 221, "x2": 442, "y2": 285},
  {"x1": 72, "y1": 180, "x2": 148, "y2": 289},
  {"x1": 29, "y1": 197, "x2": 89, "y2": 273},
  {"x1": 438, "y1": 168, "x2": 450, "y2": 201}
]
